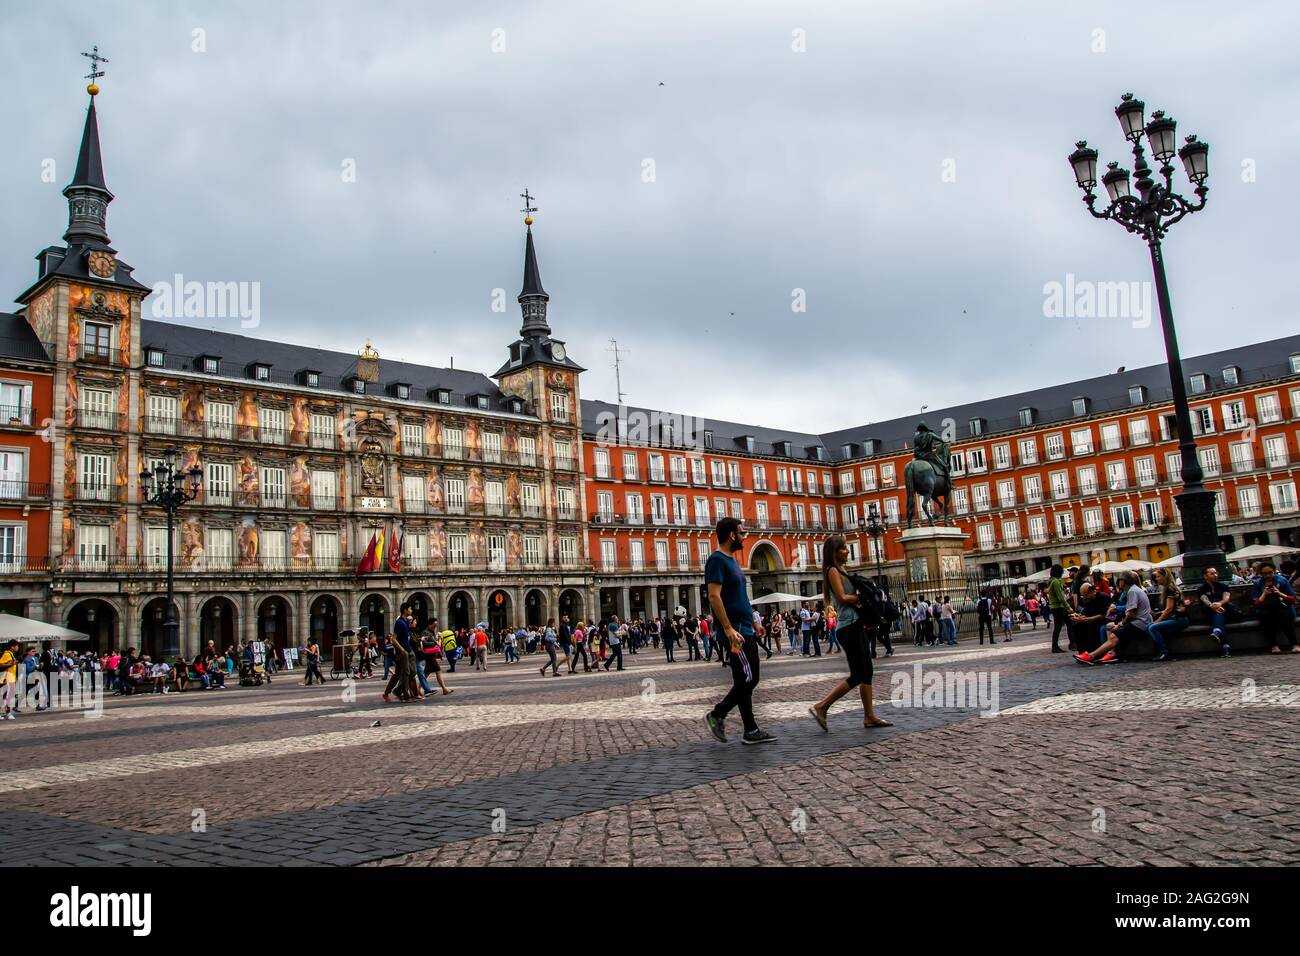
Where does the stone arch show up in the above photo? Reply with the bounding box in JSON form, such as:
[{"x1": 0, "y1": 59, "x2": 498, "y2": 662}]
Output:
[
  {"x1": 523, "y1": 588, "x2": 547, "y2": 627},
  {"x1": 307, "y1": 593, "x2": 343, "y2": 652},
  {"x1": 446, "y1": 590, "x2": 475, "y2": 631},
  {"x1": 558, "y1": 588, "x2": 585, "y2": 624},
  {"x1": 197, "y1": 595, "x2": 239, "y2": 655},
  {"x1": 403, "y1": 591, "x2": 435, "y2": 631},
  {"x1": 359, "y1": 592, "x2": 392, "y2": 637},
  {"x1": 748, "y1": 540, "x2": 785, "y2": 572},
  {"x1": 64, "y1": 596, "x2": 122, "y2": 654}
]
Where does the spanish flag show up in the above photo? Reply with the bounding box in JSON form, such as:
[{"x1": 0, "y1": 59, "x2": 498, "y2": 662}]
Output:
[{"x1": 356, "y1": 528, "x2": 385, "y2": 576}]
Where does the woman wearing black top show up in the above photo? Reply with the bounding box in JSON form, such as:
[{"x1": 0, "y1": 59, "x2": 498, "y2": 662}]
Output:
[{"x1": 809, "y1": 534, "x2": 892, "y2": 731}]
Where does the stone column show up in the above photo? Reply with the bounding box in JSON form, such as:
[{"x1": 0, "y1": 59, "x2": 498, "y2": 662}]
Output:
[
  {"x1": 296, "y1": 590, "x2": 310, "y2": 647},
  {"x1": 647, "y1": 585, "x2": 659, "y2": 621},
  {"x1": 688, "y1": 585, "x2": 702, "y2": 616},
  {"x1": 241, "y1": 591, "x2": 256, "y2": 645},
  {"x1": 618, "y1": 585, "x2": 631, "y2": 622}
]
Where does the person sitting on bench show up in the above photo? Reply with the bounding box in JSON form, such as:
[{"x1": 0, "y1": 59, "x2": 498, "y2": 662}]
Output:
[{"x1": 1075, "y1": 570, "x2": 1151, "y2": 665}]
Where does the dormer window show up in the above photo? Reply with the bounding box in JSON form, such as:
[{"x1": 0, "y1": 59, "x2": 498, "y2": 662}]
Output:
[
  {"x1": 389, "y1": 382, "x2": 411, "y2": 401},
  {"x1": 476, "y1": 395, "x2": 489, "y2": 410},
  {"x1": 1128, "y1": 385, "x2": 1146, "y2": 405},
  {"x1": 809, "y1": 446, "x2": 825, "y2": 461},
  {"x1": 145, "y1": 348, "x2": 165, "y2": 368},
  {"x1": 250, "y1": 363, "x2": 271, "y2": 382},
  {"x1": 741, "y1": 435, "x2": 755, "y2": 453},
  {"x1": 1190, "y1": 373, "x2": 1208, "y2": 394},
  {"x1": 969, "y1": 418, "x2": 985, "y2": 436},
  {"x1": 1221, "y1": 366, "x2": 1239, "y2": 386},
  {"x1": 1072, "y1": 397, "x2": 1089, "y2": 417},
  {"x1": 297, "y1": 368, "x2": 321, "y2": 388},
  {"x1": 1290, "y1": 354, "x2": 1300, "y2": 374},
  {"x1": 433, "y1": 389, "x2": 451, "y2": 405},
  {"x1": 862, "y1": 439, "x2": 879, "y2": 455},
  {"x1": 1019, "y1": 407, "x2": 1036, "y2": 426},
  {"x1": 841, "y1": 444, "x2": 854, "y2": 459},
  {"x1": 198, "y1": 355, "x2": 220, "y2": 375},
  {"x1": 509, "y1": 399, "x2": 523, "y2": 414},
  {"x1": 351, "y1": 378, "x2": 366, "y2": 395},
  {"x1": 703, "y1": 430, "x2": 714, "y2": 449}
]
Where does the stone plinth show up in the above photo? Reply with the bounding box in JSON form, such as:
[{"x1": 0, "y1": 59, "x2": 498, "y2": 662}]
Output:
[{"x1": 898, "y1": 526, "x2": 968, "y2": 599}]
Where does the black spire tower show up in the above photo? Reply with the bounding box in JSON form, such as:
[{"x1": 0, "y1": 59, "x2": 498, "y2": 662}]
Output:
[{"x1": 63, "y1": 96, "x2": 114, "y2": 245}]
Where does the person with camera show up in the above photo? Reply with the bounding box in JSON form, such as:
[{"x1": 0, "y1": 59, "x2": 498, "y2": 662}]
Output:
[
  {"x1": 1251, "y1": 562, "x2": 1298, "y2": 654},
  {"x1": 807, "y1": 534, "x2": 893, "y2": 732}
]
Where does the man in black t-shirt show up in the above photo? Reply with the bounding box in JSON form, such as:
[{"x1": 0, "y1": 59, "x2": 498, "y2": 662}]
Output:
[
  {"x1": 1068, "y1": 583, "x2": 1111, "y2": 655},
  {"x1": 1198, "y1": 566, "x2": 1236, "y2": 657}
]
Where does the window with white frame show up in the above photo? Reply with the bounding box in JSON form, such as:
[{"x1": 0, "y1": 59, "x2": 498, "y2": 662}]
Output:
[
  {"x1": 1100, "y1": 423, "x2": 1122, "y2": 451},
  {"x1": 1023, "y1": 474, "x2": 1042, "y2": 503},
  {"x1": 593, "y1": 447, "x2": 610, "y2": 479},
  {"x1": 713, "y1": 497, "x2": 726, "y2": 519},
  {"x1": 751, "y1": 463, "x2": 767, "y2": 490},
  {"x1": 1054, "y1": 511, "x2": 1075, "y2": 539},
  {"x1": 949, "y1": 453, "x2": 965, "y2": 477},
  {"x1": 839, "y1": 472, "x2": 855, "y2": 495},
  {"x1": 1222, "y1": 399, "x2": 1248, "y2": 431},
  {"x1": 1238, "y1": 485, "x2": 1261, "y2": 518},
  {"x1": 445, "y1": 478, "x2": 465, "y2": 514},
  {"x1": 1256, "y1": 393, "x2": 1282, "y2": 424},
  {"x1": 861, "y1": 466, "x2": 877, "y2": 490},
  {"x1": 1190, "y1": 373, "x2": 1208, "y2": 394},
  {"x1": 524, "y1": 535, "x2": 542, "y2": 568},
  {"x1": 1083, "y1": 507, "x2": 1103, "y2": 535},
  {"x1": 261, "y1": 467, "x2": 286, "y2": 507},
  {"x1": 655, "y1": 540, "x2": 670, "y2": 571},
  {"x1": 967, "y1": 448, "x2": 987, "y2": 473},
  {"x1": 1045, "y1": 433, "x2": 1065, "y2": 460},
  {"x1": 1199, "y1": 446, "x2": 1221, "y2": 477},
  {"x1": 993, "y1": 443, "x2": 1011, "y2": 469},
  {"x1": 691, "y1": 458, "x2": 705, "y2": 484},
  {"x1": 77, "y1": 524, "x2": 110, "y2": 570},
  {"x1": 482, "y1": 431, "x2": 502, "y2": 464},
  {"x1": 1165, "y1": 452, "x2": 1181, "y2": 480},
  {"x1": 1018, "y1": 437, "x2": 1038, "y2": 465},
  {"x1": 1070, "y1": 428, "x2": 1093, "y2": 455},
  {"x1": 310, "y1": 412, "x2": 334, "y2": 449},
  {"x1": 880, "y1": 463, "x2": 896, "y2": 486},
  {"x1": 258, "y1": 406, "x2": 285, "y2": 445},
  {"x1": 756, "y1": 501, "x2": 769, "y2": 529},
  {"x1": 1105, "y1": 461, "x2": 1128, "y2": 491},
  {"x1": 847, "y1": 540, "x2": 860, "y2": 562},
  {"x1": 976, "y1": 524, "x2": 996, "y2": 550},
  {"x1": 650, "y1": 494, "x2": 668, "y2": 525},
  {"x1": 403, "y1": 475, "x2": 425, "y2": 511},
  {"x1": 405, "y1": 532, "x2": 427, "y2": 569},
  {"x1": 1051, "y1": 471, "x2": 1070, "y2": 500},
  {"x1": 623, "y1": 451, "x2": 639, "y2": 480},
  {"x1": 997, "y1": 479, "x2": 1015, "y2": 508},
  {"x1": 1264, "y1": 434, "x2": 1288, "y2": 468},
  {"x1": 1111, "y1": 504, "x2": 1134, "y2": 531},
  {"x1": 207, "y1": 528, "x2": 233, "y2": 569},
  {"x1": 0, "y1": 451, "x2": 23, "y2": 500},
  {"x1": 822, "y1": 472, "x2": 833, "y2": 494},
  {"x1": 1077, "y1": 465, "x2": 1098, "y2": 495},
  {"x1": 1001, "y1": 518, "x2": 1021, "y2": 547},
  {"x1": 629, "y1": 540, "x2": 645, "y2": 571},
  {"x1": 883, "y1": 498, "x2": 899, "y2": 523},
  {"x1": 0, "y1": 381, "x2": 32, "y2": 426},
  {"x1": 1135, "y1": 457, "x2": 1157, "y2": 486},
  {"x1": 401, "y1": 422, "x2": 424, "y2": 455},
  {"x1": 261, "y1": 529, "x2": 286, "y2": 569},
  {"x1": 487, "y1": 533, "x2": 506, "y2": 571},
  {"x1": 1270, "y1": 480, "x2": 1298, "y2": 513},
  {"x1": 841, "y1": 503, "x2": 858, "y2": 526},
  {"x1": 732, "y1": 462, "x2": 745, "y2": 488},
  {"x1": 310, "y1": 469, "x2": 336, "y2": 509},
  {"x1": 1229, "y1": 441, "x2": 1254, "y2": 473},
  {"x1": 649, "y1": 454, "x2": 666, "y2": 481},
  {"x1": 1140, "y1": 500, "x2": 1162, "y2": 528},
  {"x1": 518, "y1": 435, "x2": 537, "y2": 467},
  {"x1": 1128, "y1": 417, "x2": 1150, "y2": 445},
  {"x1": 953, "y1": 488, "x2": 969, "y2": 514},
  {"x1": 144, "y1": 526, "x2": 169, "y2": 569},
  {"x1": 697, "y1": 541, "x2": 710, "y2": 567},
  {"x1": 81, "y1": 387, "x2": 113, "y2": 430},
  {"x1": 710, "y1": 460, "x2": 726, "y2": 485},
  {"x1": 677, "y1": 540, "x2": 690, "y2": 570},
  {"x1": 596, "y1": 491, "x2": 614, "y2": 521},
  {"x1": 672, "y1": 457, "x2": 688, "y2": 483},
  {"x1": 448, "y1": 533, "x2": 469, "y2": 567},
  {"x1": 811, "y1": 504, "x2": 822, "y2": 528},
  {"x1": 694, "y1": 496, "x2": 709, "y2": 527},
  {"x1": 549, "y1": 391, "x2": 569, "y2": 423},
  {"x1": 147, "y1": 393, "x2": 177, "y2": 434},
  {"x1": 206, "y1": 400, "x2": 234, "y2": 440},
  {"x1": 443, "y1": 427, "x2": 464, "y2": 460},
  {"x1": 0, "y1": 524, "x2": 24, "y2": 573},
  {"x1": 485, "y1": 480, "x2": 505, "y2": 515},
  {"x1": 522, "y1": 482, "x2": 541, "y2": 517},
  {"x1": 1192, "y1": 407, "x2": 1215, "y2": 435},
  {"x1": 553, "y1": 440, "x2": 573, "y2": 469},
  {"x1": 205, "y1": 461, "x2": 232, "y2": 505},
  {"x1": 557, "y1": 486, "x2": 575, "y2": 520},
  {"x1": 730, "y1": 498, "x2": 743, "y2": 520},
  {"x1": 312, "y1": 530, "x2": 338, "y2": 569},
  {"x1": 972, "y1": 483, "x2": 990, "y2": 511},
  {"x1": 559, "y1": 535, "x2": 578, "y2": 567},
  {"x1": 626, "y1": 493, "x2": 644, "y2": 524}
]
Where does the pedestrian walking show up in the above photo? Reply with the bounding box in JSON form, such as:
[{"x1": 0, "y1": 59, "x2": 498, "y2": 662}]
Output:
[
  {"x1": 603, "y1": 615, "x2": 626, "y2": 671},
  {"x1": 303, "y1": 639, "x2": 326, "y2": 685},
  {"x1": 703, "y1": 517, "x2": 775, "y2": 745},
  {"x1": 539, "y1": 618, "x2": 564, "y2": 676}
]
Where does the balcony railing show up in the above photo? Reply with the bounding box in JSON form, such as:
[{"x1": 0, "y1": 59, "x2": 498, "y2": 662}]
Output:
[
  {"x1": 0, "y1": 405, "x2": 34, "y2": 427},
  {"x1": 78, "y1": 345, "x2": 129, "y2": 367},
  {"x1": 77, "y1": 409, "x2": 124, "y2": 431},
  {"x1": 0, "y1": 480, "x2": 51, "y2": 500}
]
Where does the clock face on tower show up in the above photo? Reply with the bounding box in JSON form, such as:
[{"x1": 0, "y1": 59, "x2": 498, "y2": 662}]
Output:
[
  {"x1": 551, "y1": 342, "x2": 566, "y2": 362},
  {"x1": 88, "y1": 251, "x2": 116, "y2": 278}
]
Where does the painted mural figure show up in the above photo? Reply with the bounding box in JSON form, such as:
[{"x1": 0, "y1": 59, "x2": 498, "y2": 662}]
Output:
[
  {"x1": 467, "y1": 468, "x2": 485, "y2": 510},
  {"x1": 291, "y1": 522, "x2": 312, "y2": 568},
  {"x1": 236, "y1": 455, "x2": 259, "y2": 506},
  {"x1": 238, "y1": 518, "x2": 259, "y2": 568},
  {"x1": 237, "y1": 392, "x2": 258, "y2": 441},
  {"x1": 426, "y1": 467, "x2": 445, "y2": 513},
  {"x1": 289, "y1": 457, "x2": 311, "y2": 507},
  {"x1": 180, "y1": 520, "x2": 204, "y2": 570},
  {"x1": 289, "y1": 397, "x2": 309, "y2": 446}
]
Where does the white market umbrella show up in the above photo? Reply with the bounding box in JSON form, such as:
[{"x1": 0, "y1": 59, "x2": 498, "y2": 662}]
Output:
[
  {"x1": 1019, "y1": 568, "x2": 1052, "y2": 584},
  {"x1": 1122, "y1": 559, "x2": 1154, "y2": 571},
  {"x1": 1092, "y1": 560, "x2": 1133, "y2": 574},
  {"x1": 1227, "y1": 543, "x2": 1299, "y2": 562},
  {"x1": 1152, "y1": 554, "x2": 1184, "y2": 569},
  {"x1": 0, "y1": 614, "x2": 89, "y2": 641},
  {"x1": 751, "y1": 591, "x2": 809, "y2": 605}
]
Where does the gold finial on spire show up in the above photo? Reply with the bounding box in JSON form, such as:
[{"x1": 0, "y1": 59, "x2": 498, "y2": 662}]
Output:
[
  {"x1": 81, "y1": 44, "x2": 108, "y2": 96},
  {"x1": 360, "y1": 339, "x2": 380, "y2": 360},
  {"x1": 519, "y1": 188, "x2": 537, "y2": 226}
]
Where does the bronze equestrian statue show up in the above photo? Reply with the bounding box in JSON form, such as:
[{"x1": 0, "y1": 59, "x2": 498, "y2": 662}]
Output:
[{"x1": 904, "y1": 422, "x2": 952, "y2": 527}]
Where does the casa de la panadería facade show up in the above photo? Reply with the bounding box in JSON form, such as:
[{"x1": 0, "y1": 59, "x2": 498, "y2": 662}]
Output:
[{"x1": 3, "y1": 86, "x2": 1300, "y2": 657}]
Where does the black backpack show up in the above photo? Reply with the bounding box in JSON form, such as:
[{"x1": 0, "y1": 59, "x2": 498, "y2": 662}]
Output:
[{"x1": 845, "y1": 572, "x2": 889, "y2": 628}]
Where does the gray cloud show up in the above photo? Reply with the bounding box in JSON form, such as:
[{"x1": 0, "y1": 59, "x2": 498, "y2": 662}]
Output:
[{"x1": 2, "y1": 0, "x2": 1296, "y2": 433}]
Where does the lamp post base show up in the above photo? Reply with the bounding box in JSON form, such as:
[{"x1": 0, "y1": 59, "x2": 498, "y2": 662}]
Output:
[
  {"x1": 161, "y1": 616, "x2": 181, "y2": 662},
  {"x1": 1174, "y1": 487, "x2": 1227, "y2": 586}
]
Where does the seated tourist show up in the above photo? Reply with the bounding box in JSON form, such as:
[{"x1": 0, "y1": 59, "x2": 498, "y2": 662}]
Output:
[
  {"x1": 206, "y1": 655, "x2": 227, "y2": 688},
  {"x1": 150, "y1": 658, "x2": 172, "y2": 694},
  {"x1": 1198, "y1": 566, "x2": 1237, "y2": 657},
  {"x1": 173, "y1": 656, "x2": 189, "y2": 692},
  {"x1": 1068, "y1": 582, "x2": 1112, "y2": 655},
  {"x1": 1076, "y1": 570, "x2": 1151, "y2": 665},
  {"x1": 1146, "y1": 568, "x2": 1190, "y2": 662},
  {"x1": 1251, "y1": 562, "x2": 1298, "y2": 654}
]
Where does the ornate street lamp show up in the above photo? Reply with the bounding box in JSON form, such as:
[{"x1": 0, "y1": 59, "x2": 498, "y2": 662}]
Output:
[
  {"x1": 864, "y1": 503, "x2": 890, "y2": 595},
  {"x1": 139, "y1": 447, "x2": 202, "y2": 659},
  {"x1": 1069, "y1": 93, "x2": 1221, "y2": 584}
]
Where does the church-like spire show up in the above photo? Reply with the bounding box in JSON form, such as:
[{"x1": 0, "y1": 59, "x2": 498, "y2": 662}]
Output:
[
  {"x1": 517, "y1": 188, "x2": 550, "y2": 337},
  {"x1": 64, "y1": 47, "x2": 113, "y2": 245}
]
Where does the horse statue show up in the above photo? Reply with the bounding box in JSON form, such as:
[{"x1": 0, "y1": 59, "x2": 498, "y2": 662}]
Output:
[{"x1": 904, "y1": 433, "x2": 951, "y2": 527}]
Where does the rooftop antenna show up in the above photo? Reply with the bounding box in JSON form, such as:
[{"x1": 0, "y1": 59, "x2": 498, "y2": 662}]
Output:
[{"x1": 607, "y1": 338, "x2": 630, "y2": 405}]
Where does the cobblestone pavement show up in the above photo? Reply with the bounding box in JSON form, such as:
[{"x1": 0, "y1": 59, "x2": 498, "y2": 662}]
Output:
[{"x1": 1, "y1": 633, "x2": 1296, "y2": 866}]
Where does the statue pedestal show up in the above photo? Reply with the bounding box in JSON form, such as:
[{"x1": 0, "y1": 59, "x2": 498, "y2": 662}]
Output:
[{"x1": 899, "y1": 526, "x2": 967, "y2": 599}]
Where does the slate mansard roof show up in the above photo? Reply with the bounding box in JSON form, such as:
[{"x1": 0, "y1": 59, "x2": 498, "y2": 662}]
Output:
[{"x1": 580, "y1": 333, "x2": 1300, "y2": 463}]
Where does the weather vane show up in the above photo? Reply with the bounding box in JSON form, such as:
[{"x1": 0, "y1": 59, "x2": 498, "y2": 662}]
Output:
[
  {"x1": 81, "y1": 45, "x2": 108, "y2": 96},
  {"x1": 519, "y1": 188, "x2": 537, "y2": 225}
]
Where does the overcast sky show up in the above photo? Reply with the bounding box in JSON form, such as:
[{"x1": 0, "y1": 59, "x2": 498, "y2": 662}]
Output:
[{"x1": 3, "y1": 1, "x2": 1297, "y2": 433}]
